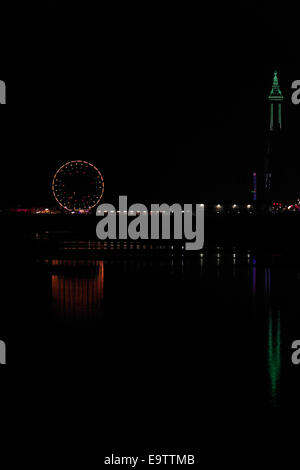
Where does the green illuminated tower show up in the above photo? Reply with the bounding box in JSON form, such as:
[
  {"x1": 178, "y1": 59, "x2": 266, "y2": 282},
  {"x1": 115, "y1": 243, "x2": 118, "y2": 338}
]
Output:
[
  {"x1": 264, "y1": 70, "x2": 284, "y2": 196},
  {"x1": 268, "y1": 70, "x2": 283, "y2": 131}
]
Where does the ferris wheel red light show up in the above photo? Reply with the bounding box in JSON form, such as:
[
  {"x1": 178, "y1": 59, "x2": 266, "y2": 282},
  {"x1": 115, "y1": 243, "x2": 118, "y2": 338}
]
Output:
[{"x1": 52, "y1": 160, "x2": 104, "y2": 213}]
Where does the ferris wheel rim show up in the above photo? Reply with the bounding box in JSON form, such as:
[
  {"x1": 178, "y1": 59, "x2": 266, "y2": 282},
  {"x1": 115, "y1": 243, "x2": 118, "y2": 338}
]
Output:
[{"x1": 52, "y1": 160, "x2": 104, "y2": 212}]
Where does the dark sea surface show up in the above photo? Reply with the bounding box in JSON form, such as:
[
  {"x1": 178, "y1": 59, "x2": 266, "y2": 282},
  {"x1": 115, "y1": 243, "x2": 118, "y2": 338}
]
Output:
[{"x1": 1, "y1": 237, "x2": 300, "y2": 448}]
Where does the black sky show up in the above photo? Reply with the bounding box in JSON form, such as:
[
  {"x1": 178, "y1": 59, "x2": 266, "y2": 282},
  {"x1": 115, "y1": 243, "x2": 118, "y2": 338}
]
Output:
[{"x1": 0, "y1": 2, "x2": 298, "y2": 207}]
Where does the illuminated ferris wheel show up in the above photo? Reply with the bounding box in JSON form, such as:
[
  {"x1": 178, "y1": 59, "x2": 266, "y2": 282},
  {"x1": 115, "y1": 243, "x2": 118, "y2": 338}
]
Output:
[{"x1": 52, "y1": 160, "x2": 104, "y2": 212}]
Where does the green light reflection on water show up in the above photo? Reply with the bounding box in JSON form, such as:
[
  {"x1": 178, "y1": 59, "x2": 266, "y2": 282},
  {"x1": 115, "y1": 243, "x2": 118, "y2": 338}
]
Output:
[{"x1": 268, "y1": 307, "x2": 281, "y2": 407}]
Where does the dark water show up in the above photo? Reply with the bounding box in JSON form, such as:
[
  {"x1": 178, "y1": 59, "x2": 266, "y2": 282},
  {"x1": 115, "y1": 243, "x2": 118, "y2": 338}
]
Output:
[{"x1": 1, "y1": 247, "x2": 300, "y2": 448}]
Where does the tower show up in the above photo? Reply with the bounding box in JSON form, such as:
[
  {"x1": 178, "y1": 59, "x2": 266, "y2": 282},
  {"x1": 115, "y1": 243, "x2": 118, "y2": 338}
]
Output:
[
  {"x1": 268, "y1": 70, "x2": 283, "y2": 131},
  {"x1": 264, "y1": 70, "x2": 284, "y2": 196}
]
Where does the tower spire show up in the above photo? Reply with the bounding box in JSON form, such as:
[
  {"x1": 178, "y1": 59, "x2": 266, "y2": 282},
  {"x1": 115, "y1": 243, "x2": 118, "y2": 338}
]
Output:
[
  {"x1": 269, "y1": 70, "x2": 283, "y2": 100},
  {"x1": 268, "y1": 70, "x2": 283, "y2": 131}
]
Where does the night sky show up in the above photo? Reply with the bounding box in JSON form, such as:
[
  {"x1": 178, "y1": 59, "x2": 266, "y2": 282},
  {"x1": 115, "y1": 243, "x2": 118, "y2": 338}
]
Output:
[{"x1": 0, "y1": 2, "x2": 298, "y2": 207}]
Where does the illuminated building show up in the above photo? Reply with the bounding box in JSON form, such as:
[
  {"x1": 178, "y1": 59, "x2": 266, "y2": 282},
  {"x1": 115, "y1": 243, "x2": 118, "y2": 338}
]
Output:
[
  {"x1": 264, "y1": 70, "x2": 284, "y2": 196},
  {"x1": 254, "y1": 71, "x2": 284, "y2": 206},
  {"x1": 252, "y1": 172, "x2": 257, "y2": 201}
]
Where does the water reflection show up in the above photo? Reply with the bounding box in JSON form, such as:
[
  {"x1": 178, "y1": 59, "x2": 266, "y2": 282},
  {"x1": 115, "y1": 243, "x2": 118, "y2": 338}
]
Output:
[
  {"x1": 48, "y1": 250, "x2": 282, "y2": 406},
  {"x1": 268, "y1": 308, "x2": 281, "y2": 406},
  {"x1": 51, "y1": 260, "x2": 104, "y2": 320},
  {"x1": 264, "y1": 267, "x2": 281, "y2": 406},
  {"x1": 252, "y1": 258, "x2": 256, "y2": 296}
]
